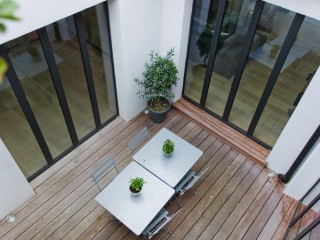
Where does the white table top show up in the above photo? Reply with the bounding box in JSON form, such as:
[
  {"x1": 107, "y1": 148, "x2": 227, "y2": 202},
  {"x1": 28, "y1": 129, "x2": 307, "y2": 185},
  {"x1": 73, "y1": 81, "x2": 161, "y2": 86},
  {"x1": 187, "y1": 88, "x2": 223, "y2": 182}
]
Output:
[
  {"x1": 133, "y1": 128, "x2": 203, "y2": 188},
  {"x1": 95, "y1": 161, "x2": 175, "y2": 236}
]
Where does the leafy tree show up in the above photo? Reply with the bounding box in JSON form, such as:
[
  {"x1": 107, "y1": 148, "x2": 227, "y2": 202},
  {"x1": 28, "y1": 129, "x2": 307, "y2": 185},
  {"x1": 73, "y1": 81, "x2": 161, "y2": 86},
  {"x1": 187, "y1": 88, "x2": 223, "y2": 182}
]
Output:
[{"x1": 134, "y1": 48, "x2": 179, "y2": 111}]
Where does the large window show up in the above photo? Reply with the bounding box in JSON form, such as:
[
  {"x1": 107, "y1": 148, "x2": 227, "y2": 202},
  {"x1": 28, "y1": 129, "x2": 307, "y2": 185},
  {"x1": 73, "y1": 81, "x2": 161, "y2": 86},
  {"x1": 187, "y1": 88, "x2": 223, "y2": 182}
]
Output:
[
  {"x1": 0, "y1": 3, "x2": 118, "y2": 180},
  {"x1": 183, "y1": 0, "x2": 320, "y2": 148},
  {"x1": 252, "y1": 16, "x2": 320, "y2": 146}
]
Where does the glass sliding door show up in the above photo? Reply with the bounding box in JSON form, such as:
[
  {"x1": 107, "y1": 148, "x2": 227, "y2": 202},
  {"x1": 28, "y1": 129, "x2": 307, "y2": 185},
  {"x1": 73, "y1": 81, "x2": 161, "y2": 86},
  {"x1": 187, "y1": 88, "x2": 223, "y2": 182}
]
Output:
[
  {"x1": 205, "y1": 0, "x2": 257, "y2": 116},
  {"x1": 184, "y1": 0, "x2": 220, "y2": 103},
  {"x1": 253, "y1": 16, "x2": 320, "y2": 146},
  {"x1": 183, "y1": 0, "x2": 320, "y2": 148},
  {"x1": 4, "y1": 32, "x2": 73, "y2": 159},
  {"x1": 82, "y1": 4, "x2": 117, "y2": 123},
  {"x1": 0, "y1": 77, "x2": 47, "y2": 178},
  {"x1": 46, "y1": 17, "x2": 96, "y2": 140},
  {"x1": 0, "y1": 3, "x2": 118, "y2": 180},
  {"x1": 228, "y1": 3, "x2": 294, "y2": 131}
]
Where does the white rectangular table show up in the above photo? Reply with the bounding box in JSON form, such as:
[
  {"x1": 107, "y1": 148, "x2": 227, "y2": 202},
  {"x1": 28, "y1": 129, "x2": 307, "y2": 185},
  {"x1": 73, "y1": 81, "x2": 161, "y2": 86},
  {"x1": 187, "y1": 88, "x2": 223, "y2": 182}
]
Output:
[
  {"x1": 95, "y1": 161, "x2": 175, "y2": 236},
  {"x1": 133, "y1": 128, "x2": 203, "y2": 188}
]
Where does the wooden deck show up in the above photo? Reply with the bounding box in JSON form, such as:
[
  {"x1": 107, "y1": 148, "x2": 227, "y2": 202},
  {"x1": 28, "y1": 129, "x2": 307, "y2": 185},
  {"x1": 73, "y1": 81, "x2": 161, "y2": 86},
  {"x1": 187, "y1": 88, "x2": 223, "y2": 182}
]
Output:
[{"x1": 0, "y1": 109, "x2": 314, "y2": 240}]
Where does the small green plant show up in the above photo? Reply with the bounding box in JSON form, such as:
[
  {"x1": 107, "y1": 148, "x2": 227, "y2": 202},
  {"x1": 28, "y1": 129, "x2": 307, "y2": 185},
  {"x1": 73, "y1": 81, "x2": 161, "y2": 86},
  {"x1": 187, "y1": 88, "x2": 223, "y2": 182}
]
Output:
[
  {"x1": 27, "y1": 46, "x2": 40, "y2": 57},
  {"x1": 269, "y1": 44, "x2": 281, "y2": 58},
  {"x1": 0, "y1": 0, "x2": 20, "y2": 84},
  {"x1": 162, "y1": 139, "x2": 175, "y2": 154},
  {"x1": 129, "y1": 177, "x2": 146, "y2": 193},
  {"x1": 134, "y1": 48, "x2": 179, "y2": 111}
]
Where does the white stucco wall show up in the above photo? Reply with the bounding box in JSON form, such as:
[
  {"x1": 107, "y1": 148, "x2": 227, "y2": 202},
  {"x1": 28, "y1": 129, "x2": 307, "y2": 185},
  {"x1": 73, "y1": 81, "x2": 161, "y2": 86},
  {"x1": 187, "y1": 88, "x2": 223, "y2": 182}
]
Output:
[
  {"x1": 0, "y1": 139, "x2": 34, "y2": 220},
  {"x1": 284, "y1": 140, "x2": 320, "y2": 211},
  {"x1": 108, "y1": 0, "x2": 192, "y2": 121},
  {"x1": 161, "y1": 0, "x2": 193, "y2": 103},
  {"x1": 0, "y1": 0, "x2": 105, "y2": 44},
  {"x1": 108, "y1": 0, "x2": 162, "y2": 121}
]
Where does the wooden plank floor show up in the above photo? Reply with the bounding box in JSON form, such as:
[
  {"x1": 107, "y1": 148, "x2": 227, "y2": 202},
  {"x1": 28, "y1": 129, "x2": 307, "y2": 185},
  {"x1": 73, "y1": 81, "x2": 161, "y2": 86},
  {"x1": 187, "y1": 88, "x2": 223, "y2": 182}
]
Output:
[{"x1": 0, "y1": 110, "x2": 301, "y2": 240}]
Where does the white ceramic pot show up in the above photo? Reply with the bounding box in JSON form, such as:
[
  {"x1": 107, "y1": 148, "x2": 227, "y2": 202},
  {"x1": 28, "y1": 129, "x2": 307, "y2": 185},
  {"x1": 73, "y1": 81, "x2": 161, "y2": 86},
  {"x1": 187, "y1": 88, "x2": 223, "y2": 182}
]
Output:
[
  {"x1": 164, "y1": 152, "x2": 172, "y2": 157},
  {"x1": 130, "y1": 187, "x2": 141, "y2": 197}
]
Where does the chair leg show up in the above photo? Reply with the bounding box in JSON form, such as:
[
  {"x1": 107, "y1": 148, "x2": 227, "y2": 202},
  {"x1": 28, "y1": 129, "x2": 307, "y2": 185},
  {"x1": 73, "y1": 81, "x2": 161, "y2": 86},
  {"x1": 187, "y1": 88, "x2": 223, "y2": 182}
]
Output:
[
  {"x1": 141, "y1": 224, "x2": 171, "y2": 240},
  {"x1": 174, "y1": 195, "x2": 182, "y2": 208},
  {"x1": 111, "y1": 216, "x2": 121, "y2": 224},
  {"x1": 175, "y1": 190, "x2": 196, "y2": 208},
  {"x1": 95, "y1": 182, "x2": 101, "y2": 191},
  {"x1": 158, "y1": 226, "x2": 171, "y2": 240}
]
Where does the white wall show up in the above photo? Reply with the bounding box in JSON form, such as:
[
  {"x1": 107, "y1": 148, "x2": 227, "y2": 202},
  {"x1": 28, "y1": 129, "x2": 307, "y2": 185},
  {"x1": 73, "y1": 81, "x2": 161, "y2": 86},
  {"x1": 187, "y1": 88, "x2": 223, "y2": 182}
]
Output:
[
  {"x1": 108, "y1": 0, "x2": 193, "y2": 121},
  {"x1": 108, "y1": 0, "x2": 162, "y2": 121},
  {"x1": 267, "y1": 68, "x2": 320, "y2": 204},
  {"x1": 284, "y1": 140, "x2": 320, "y2": 212},
  {"x1": 0, "y1": 0, "x2": 105, "y2": 44},
  {"x1": 264, "y1": 0, "x2": 320, "y2": 21},
  {"x1": 0, "y1": 139, "x2": 34, "y2": 220},
  {"x1": 161, "y1": 0, "x2": 193, "y2": 103}
]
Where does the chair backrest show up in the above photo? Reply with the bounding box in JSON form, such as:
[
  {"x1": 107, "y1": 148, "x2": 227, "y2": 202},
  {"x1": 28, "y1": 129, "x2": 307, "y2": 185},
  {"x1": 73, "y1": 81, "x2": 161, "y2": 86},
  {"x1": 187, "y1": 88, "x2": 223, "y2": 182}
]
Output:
[
  {"x1": 175, "y1": 166, "x2": 210, "y2": 195},
  {"x1": 128, "y1": 127, "x2": 149, "y2": 153},
  {"x1": 142, "y1": 209, "x2": 179, "y2": 239},
  {"x1": 90, "y1": 156, "x2": 119, "y2": 190}
]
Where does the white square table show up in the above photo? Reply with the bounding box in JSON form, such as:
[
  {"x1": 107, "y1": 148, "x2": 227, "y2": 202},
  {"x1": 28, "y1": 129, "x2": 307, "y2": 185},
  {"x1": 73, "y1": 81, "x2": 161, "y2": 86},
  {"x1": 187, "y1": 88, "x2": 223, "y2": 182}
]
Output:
[
  {"x1": 133, "y1": 128, "x2": 203, "y2": 188},
  {"x1": 95, "y1": 161, "x2": 175, "y2": 236}
]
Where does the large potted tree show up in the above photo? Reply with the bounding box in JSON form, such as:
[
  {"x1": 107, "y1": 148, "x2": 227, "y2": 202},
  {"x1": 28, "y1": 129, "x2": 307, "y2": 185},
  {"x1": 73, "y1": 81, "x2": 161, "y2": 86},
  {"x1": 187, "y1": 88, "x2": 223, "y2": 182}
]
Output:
[{"x1": 134, "y1": 48, "x2": 179, "y2": 123}]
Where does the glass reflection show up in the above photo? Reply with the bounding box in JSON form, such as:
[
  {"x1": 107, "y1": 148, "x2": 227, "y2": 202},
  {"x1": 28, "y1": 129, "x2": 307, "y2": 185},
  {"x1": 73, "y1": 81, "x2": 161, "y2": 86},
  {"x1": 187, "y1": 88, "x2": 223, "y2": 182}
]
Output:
[
  {"x1": 228, "y1": 3, "x2": 293, "y2": 132},
  {"x1": 183, "y1": 0, "x2": 219, "y2": 103},
  {"x1": 82, "y1": 4, "x2": 117, "y2": 123},
  {"x1": 46, "y1": 17, "x2": 96, "y2": 140},
  {"x1": 0, "y1": 77, "x2": 47, "y2": 178},
  {"x1": 253, "y1": 16, "x2": 320, "y2": 146},
  {"x1": 206, "y1": 0, "x2": 257, "y2": 116}
]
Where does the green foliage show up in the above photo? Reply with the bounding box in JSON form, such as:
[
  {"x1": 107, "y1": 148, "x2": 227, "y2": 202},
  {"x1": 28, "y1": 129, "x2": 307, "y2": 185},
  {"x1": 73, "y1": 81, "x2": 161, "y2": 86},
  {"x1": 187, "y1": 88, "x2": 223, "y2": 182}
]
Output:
[
  {"x1": 129, "y1": 177, "x2": 146, "y2": 192},
  {"x1": 0, "y1": 0, "x2": 19, "y2": 84},
  {"x1": 27, "y1": 46, "x2": 40, "y2": 57},
  {"x1": 162, "y1": 139, "x2": 174, "y2": 154},
  {"x1": 0, "y1": 57, "x2": 7, "y2": 83},
  {"x1": 134, "y1": 48, "x2": 179, "y2": 103},
  {"x1": 0, "y1": 0, "x2": 20, "y2": 33}
]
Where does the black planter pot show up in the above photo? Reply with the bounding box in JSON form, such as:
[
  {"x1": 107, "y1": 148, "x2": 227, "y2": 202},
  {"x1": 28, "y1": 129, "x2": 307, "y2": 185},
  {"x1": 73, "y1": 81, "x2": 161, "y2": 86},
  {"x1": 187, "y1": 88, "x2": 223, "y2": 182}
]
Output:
[{"x1": 147, "y1": 98, "x2": 171, "y2": 123}]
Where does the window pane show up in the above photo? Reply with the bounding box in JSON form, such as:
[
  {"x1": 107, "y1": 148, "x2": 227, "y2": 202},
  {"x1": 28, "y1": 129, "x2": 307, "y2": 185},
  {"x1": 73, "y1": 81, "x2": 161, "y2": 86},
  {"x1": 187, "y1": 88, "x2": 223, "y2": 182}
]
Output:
[
  {"x1": 82, "y1": 4, "x2": 117, "y2": 123},
  {"x1": 0, "y1": 77, "x2": 47, "y2": 178},
  {"x1": 229, "y1": 3, "x2": 293, "y2": 132},
  {"x1": 253, "y1": 16, "x2": 320, "y2": 146},
  {"x1": 183, "y1": 0, "x2": 220, "y2": 103},
  {"x1": 47, "y1": 17, "x2": 96, "y2": 139},
  {"x1": 205, "y1": 0, "x2": 256, "y2": 116},
  {"x1": 4, "y1": 32, "x2": 73, "y2": 159}
]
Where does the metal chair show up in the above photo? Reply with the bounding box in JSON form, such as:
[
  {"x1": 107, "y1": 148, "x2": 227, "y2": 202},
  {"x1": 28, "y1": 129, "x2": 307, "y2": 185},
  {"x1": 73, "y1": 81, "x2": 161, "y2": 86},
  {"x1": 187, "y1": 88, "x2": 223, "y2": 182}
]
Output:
[
  {"x1": 174, "y1": 166, "x2": 210, "y2": 207},
  {"x1": 90, "y1": 156, "x2": 119, "y2": 191},
  {"x1": 128, "y1": 127, "x2": 149, "y2": 153},
  {"x1": 142, "y1": 208, "x2": 180, "y2": 239}
]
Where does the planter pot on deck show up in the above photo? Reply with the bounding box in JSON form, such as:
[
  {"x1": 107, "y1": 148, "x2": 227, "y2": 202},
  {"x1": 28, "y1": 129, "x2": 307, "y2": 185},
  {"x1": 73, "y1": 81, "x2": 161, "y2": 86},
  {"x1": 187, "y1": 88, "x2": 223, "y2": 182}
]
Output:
[{"x1": 147, "y1": 97, "x2": 171, "y2": 124}]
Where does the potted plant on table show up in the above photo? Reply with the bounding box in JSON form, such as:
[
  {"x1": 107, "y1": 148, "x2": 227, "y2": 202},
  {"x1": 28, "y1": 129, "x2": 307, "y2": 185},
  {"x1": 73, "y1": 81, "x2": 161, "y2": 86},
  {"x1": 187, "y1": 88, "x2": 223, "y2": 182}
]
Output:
[
  {"x1": 162, "y1": 139, "x2": 175, "y2": 157},
  {"x1": 27, "y1": 46, "x2": 41, "y2": 62},
  {"x1": 269, "y1": 44, "x2": 281, "y2": 59},
  {"x1": 129, "y1": 177, "x2": 146, "y2": 197},
  {"x1": 134, "y1": 48, "x2": 179, "y2": 123}
]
